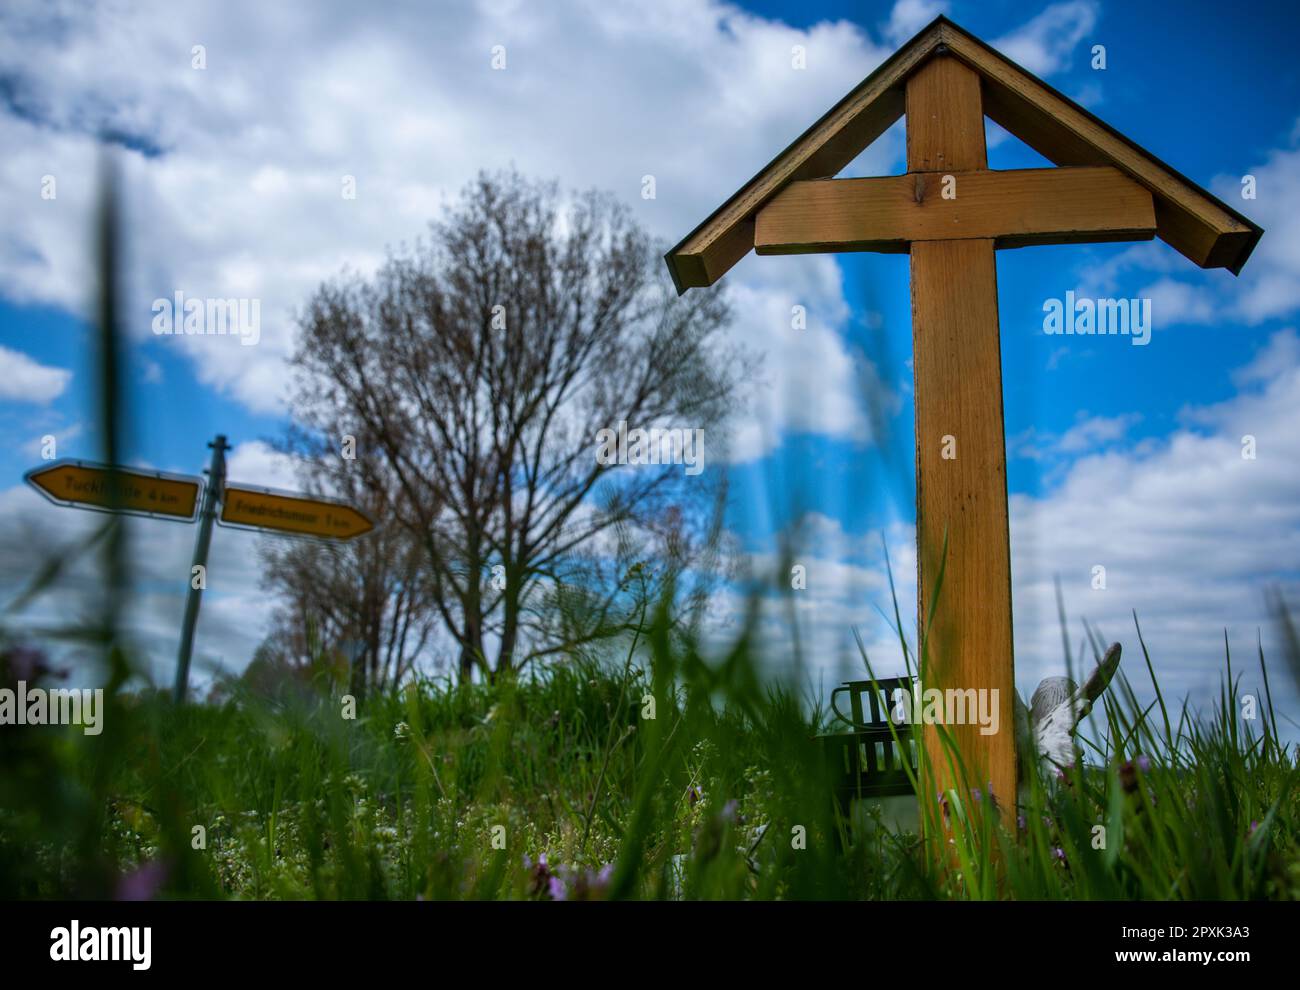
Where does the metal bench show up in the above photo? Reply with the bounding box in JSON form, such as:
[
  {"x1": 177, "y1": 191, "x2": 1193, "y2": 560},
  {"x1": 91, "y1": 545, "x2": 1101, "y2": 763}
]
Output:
[{"x1": 819, "y1": 676, "x2": 917, "y2": 818}]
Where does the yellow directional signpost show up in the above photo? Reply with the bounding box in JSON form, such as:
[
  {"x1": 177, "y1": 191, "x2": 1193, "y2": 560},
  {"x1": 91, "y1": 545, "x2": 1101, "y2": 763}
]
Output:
[
  {"x1": 220, "y1": 486, "x2": 374, "y2": 539},
  {"x1": 23, "y1": 434, "x2": 375, "y2": 702},
  {"x1": 25, "y1": 460, "x2": 202, "y2": 520}
]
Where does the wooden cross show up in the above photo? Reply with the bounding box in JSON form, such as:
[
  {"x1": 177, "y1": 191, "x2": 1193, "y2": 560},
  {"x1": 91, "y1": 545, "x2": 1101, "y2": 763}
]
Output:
[{"x1": 666, "y1": 16, "x2": 1260, "y2": 823}]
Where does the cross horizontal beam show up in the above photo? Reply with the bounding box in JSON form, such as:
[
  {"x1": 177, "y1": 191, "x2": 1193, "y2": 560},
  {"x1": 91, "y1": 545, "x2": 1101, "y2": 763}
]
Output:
[{"x1": 753, "y1": 166, "x2": 1157, "y2": 255}]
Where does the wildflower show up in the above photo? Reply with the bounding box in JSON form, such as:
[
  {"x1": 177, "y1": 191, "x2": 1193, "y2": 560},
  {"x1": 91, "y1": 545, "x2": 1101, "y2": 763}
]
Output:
[
  {"x1": 115, "y1": 860, "x2": 167, "y2": 901},
  {"x1": 687, "y1": 785, "x2": 702, "y2": 808},
  {"x1": 567, "y1": 863, "x2": 614, "y2": 901},
  {"x1": 2, "y1": 644, "x2": 65, "y2": 685},
  {"x1": 524, "y1": 853, "x2": 555, "y2": 898},
  {"x1": 524, "y1": 855, "x2": 611, "y2": 901},
  {"x1": 393, "y1": 721, "x2": 411, "y2": 742},
  {"x1": 1052, "y1": 847, "x2": 1067, "y2": 865},
  {"x1": 1118, "y1": 755, "x2": 1151, "y2": 794}
]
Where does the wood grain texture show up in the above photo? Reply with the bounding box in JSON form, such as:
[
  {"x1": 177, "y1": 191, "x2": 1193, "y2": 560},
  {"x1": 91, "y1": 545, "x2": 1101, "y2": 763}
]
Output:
[
  {"x1": 907, "y1": 57, "x2": 1017, "y2": 824},
  {"x1": 754, "y1": 166, "x2": 1157, "y2": 255},
  {"x1": 906, "y1": 54, "x2": 986, "y2": 172}
]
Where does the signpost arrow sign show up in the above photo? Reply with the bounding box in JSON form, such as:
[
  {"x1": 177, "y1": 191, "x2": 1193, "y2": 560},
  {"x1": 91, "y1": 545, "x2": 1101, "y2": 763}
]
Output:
[
  {"x1": 25, "y1": 460, "x2": 203, "y2": 521},
  {"x1": 219, "y1": 485, "x2": 375, "y2": 540},
  {"x1": 23, "y1": 438, "x2": 376, "y2": 703}
]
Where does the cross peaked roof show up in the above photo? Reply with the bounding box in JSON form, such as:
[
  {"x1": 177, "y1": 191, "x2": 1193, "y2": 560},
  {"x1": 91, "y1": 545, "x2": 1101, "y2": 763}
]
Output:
[{"x1": 664, "y1": 15, "x2": 1263, "y2": 293}]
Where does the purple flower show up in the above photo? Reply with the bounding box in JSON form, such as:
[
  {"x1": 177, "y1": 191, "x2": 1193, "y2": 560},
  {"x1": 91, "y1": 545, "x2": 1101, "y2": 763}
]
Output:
[
  {"x1": 2, "y1": 645, "x2": 65, "y2": 686},
  {"x1": 114, "y1": 860, "x2": 167, "y2": 901},
  {"x1": 525, "y1": 854, "x2": 557, "y2": 898},
  {"x1": 568, "y1": 863, "x2": 613, "y2": 901},
  {"x1": 1119, "y1": 756, "x2": 1151, "y2": 794},
  {"x1": 526, "y1": 854, "x2": 613, "y2": 901},
  {"x1": 564, "y1": 862, "x2": 613, "y2": 899}
]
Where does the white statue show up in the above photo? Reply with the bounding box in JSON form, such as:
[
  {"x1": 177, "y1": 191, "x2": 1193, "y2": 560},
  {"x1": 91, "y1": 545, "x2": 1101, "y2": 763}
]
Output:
[{"x1": 1016, "y1": 642, "x2": 1123, "y2": 774}]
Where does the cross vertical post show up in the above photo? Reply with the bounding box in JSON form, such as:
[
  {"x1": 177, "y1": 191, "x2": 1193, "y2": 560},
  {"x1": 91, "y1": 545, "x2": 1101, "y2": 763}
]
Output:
[
  {"x1": 906, "y1": 54, "x2": 1017, "y2": 821},
  {"x1": 664, "y1": 14, "x2": 1262, "y2": 841}
]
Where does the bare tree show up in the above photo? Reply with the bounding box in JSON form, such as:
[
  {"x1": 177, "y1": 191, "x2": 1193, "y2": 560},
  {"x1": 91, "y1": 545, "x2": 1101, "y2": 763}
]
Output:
[
  {"x1": 257, "y1": 422, "x2": 439, "y2": 698},
  {"x1": 288, "y1": 171, "x2": 744, "y2": 682}
]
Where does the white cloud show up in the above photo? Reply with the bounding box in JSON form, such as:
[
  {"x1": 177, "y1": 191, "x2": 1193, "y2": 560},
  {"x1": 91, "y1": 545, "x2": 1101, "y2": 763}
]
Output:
[
  {"x1": 1010, "y1": 328, "x2": 1300, "y2": 716},
  {"x1": 1056, "y1": 412, "x2": 1141, "y2": 452},
  {"x1": 0, "y1": 0, "x2": 903, "y2": 428},
  {"x1": 722, "y1": 254, "x2": 894, "y2": 462},
  {"x1": 0, "y1": 0, "x2": 1112, "y2": 501},
  {"x1": 0, "y1": 343, "x2": 72, "y2": 403},
  {"x1": 0, "y1": 0, "x2": 1091, "y2": 451},
  {"x1": 223, "y1": 439, "x2": 298, "y2": 490},
  {"x1": 1078, "y1": 120, "x2": 1300, "y2": 332},
  {"x1": 1137, "y1": 277, "x2": 1218, "y2": 328},
  {"x1": 992, "y1": 1, "x2": 1099, "y2": 77},
  {"x1": 1012, "y1": 411, "x2": 1142, "y2": 462},
  {"x1": 715, "y1": 330, "x2": 1300, "y2": 734},
  {"x1": 1211, "y1": 128, "x2": 1300, "y2": 325},
  {"x1": 1231, "y1": 326, "x2": 1300, "y2": 387},
  {"x1": 883, "y1": 0, "x2": 948, "y2": 46},
  {"x1": 139, "y1": 357, "x2": 162, "y2": 384}
]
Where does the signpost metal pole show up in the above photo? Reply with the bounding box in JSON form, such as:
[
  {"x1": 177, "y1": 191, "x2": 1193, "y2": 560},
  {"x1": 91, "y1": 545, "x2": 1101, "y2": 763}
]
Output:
[{"x1": 174, "y1": 434, "x2": 230, "y2": 703}]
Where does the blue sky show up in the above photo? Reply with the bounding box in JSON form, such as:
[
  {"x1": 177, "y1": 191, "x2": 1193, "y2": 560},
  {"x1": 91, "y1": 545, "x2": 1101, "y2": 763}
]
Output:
[{"x1": 1, "y1": 0, "x2": 1298, "y2": 734}]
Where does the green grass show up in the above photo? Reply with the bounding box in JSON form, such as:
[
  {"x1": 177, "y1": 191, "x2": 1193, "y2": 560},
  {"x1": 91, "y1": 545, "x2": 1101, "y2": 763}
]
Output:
[
  {"x1": 2, "y1": 598, "x2": 1297, "y2": 901},
  {"x1": 4, "y1": 163, "x2": 1294, "y2": 902}
]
